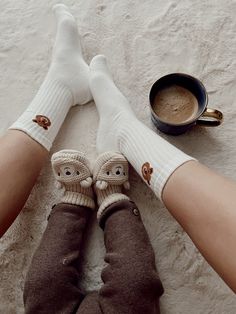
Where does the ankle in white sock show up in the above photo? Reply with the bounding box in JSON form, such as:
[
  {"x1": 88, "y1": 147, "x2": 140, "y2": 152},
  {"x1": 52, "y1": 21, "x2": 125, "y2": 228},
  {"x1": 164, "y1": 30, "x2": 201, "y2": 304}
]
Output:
[
  {"x1": 89, "y1": 55, "x2": 195, "y2": 201},
  {"x1": 9, "y1": 4, "x2": 92, "y2": 151},
  {"x1": 90, "y1": 55, "x2": 136, "y2": 153}
]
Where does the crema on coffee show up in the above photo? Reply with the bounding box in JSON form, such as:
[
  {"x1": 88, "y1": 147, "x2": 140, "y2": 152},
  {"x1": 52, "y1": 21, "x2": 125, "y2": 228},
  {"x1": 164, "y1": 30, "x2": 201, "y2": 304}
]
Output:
[{"x1": 153, "y1": 85, "x2": 199, "y2": 124}]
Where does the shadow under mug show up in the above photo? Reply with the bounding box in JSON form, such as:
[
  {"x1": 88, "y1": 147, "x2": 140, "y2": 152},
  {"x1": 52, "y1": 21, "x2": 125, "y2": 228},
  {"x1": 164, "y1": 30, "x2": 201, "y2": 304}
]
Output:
[{"x1": 149, "y1": 73, "x2": 223, "y2": 135}]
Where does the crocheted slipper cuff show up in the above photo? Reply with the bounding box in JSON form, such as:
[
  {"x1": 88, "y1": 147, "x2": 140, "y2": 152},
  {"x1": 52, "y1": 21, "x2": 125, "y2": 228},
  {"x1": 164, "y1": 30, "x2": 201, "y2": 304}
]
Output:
[
  {"x1": 97, "y1": 192, "x2": 130, "y2": 221},
  {"x1": 62, "y1": 191, "x2": 95, "y2": 209}
]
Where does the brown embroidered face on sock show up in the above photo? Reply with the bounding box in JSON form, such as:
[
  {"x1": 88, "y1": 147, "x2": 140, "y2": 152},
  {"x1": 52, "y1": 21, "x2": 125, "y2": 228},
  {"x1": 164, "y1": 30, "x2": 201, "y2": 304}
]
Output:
[
  {"x1": 32, "y1": 115, "x2": 51, "y2": 130},
  {"x1": 142, "y1": 162, "x2": 153, "y2": 185}
]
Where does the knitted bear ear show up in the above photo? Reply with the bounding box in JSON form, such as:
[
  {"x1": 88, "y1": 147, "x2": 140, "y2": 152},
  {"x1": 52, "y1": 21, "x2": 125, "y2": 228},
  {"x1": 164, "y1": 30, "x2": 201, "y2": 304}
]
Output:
[
  {"x1": 96, "y1": 180, "x2": 108, "y2": 190},
  {"x1": 80, "y1": 177, "x2": 93, "y2": 188},
  {"x1": 123, "y1": 181, "x2": 130, "y2": 190}
]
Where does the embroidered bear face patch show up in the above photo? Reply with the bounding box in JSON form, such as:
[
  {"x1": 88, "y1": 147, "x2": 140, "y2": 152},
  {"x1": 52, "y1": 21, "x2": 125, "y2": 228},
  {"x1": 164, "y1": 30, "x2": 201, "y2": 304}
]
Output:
[
  {"x1": 32, "y1": 115, "x2": 51, "y2": 130},
  {"x1": 142, "y1": 162, "x2": 153, "y2": 185}
]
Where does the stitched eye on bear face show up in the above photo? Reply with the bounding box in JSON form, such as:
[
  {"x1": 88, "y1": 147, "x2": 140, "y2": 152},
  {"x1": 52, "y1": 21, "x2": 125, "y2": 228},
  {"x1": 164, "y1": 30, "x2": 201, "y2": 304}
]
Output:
[
  {"x1": 59, "y1": 165, "x2": 76, "y2": 177},
  {"x1": 111, "y1": 164, "x2": 125, "y2": 177}
]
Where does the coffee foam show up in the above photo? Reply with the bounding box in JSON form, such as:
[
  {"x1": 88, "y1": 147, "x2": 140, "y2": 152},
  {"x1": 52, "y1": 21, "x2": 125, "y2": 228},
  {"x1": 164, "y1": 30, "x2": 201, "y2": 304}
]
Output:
[{"x1": 153, "y1": 85, "x2": 199, "y2": 124}]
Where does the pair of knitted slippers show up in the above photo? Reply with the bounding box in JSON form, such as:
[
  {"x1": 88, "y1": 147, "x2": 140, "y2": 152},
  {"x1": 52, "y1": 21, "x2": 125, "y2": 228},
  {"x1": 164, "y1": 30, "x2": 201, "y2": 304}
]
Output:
[{"x1": 51, "y1": 150, "x2": 130, "y2": 222}]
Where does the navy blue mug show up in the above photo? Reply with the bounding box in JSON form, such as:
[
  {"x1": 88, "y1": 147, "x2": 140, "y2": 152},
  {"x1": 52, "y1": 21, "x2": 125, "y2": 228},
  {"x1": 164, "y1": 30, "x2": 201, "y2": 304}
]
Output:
[{"x1": 149, "y1": 73, "x2": 223, "y2": 135}]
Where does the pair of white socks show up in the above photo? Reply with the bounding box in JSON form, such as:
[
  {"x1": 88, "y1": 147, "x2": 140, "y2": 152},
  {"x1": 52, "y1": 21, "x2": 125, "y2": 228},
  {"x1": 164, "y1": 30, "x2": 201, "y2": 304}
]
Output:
[{"x1": 9, "y1": 4, "x2": 194, "y2": 201}]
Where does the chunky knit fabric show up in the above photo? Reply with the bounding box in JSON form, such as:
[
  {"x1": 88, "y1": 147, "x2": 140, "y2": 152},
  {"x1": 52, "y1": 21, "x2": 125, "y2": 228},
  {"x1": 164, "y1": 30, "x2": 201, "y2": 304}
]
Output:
[
  {"x1": 93, "y1": 151, "x2": 130, "y2": 220},
  {"x1": 51, "y1": 150, "x2": 95, "y2": 209}
]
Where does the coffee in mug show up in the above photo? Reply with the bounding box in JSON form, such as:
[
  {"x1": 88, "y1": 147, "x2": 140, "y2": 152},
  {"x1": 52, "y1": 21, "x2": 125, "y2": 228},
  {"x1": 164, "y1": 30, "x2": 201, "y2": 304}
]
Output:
[
  {"x1": 152, "y1": 85, "x2": 199, "y2": 124},
  {"x1": 149, "y1": 73, "x2": 223, "y2": 135}
]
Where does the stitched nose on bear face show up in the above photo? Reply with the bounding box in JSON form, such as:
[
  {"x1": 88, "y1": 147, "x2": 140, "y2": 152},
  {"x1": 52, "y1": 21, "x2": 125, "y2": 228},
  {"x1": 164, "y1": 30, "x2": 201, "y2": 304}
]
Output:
[
  {"x1": 112, "y1": 164, "x2": 124, "y2": 177},
  {"x1": 66, "y1": 171, "x2": 71, "y2": 176}
]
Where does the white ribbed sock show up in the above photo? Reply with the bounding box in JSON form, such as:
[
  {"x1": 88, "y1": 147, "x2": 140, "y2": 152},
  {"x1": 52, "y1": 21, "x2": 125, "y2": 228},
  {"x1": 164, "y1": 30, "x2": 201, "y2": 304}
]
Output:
[
  {"x1": 89, "y1": 55, "x2": 195, "y2": 201},
  {"x1": 9, "y1": 4, "x2": 92, "y2": 151}
]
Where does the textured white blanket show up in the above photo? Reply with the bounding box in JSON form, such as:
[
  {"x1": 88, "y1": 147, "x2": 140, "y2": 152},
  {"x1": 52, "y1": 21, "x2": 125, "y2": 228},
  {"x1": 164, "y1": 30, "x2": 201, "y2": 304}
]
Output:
[{"x1": 0, "y1": 0, "x2": 236, "y2": 313}]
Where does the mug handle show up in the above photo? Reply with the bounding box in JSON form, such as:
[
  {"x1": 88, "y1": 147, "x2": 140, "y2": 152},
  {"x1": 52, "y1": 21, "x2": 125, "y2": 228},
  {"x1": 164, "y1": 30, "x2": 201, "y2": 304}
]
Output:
[{"x1": 196, "y1": 108, "x2": 223, "y2": 126}]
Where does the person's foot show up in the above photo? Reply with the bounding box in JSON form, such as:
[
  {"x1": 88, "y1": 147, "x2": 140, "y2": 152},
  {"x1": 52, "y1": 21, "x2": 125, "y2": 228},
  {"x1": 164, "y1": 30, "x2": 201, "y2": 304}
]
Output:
[
  {"x1": 93, "y1": 151, "x2": 130, "y2": 222},
  {"x1": 48, "y1": 4, "x2": 92, "y2": 105},
  {"x1": 89, "y1": 55, "x2": 136, "y2": 153},
  {"x1": 89, "y1": 56, "x2": 195, "y2": 202},
  {"x1": 51, "y1": 149, "x2": 95, "y2": 209},
  {"x1": 9, "y1": 5, "x2": 93, "y2": 151}
]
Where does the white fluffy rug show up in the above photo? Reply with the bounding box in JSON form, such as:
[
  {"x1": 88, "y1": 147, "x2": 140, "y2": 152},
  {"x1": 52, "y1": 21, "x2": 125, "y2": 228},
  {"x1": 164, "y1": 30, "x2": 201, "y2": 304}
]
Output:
[{"x1": 1, "y1": 0, "x2": 236, "y2": 313}]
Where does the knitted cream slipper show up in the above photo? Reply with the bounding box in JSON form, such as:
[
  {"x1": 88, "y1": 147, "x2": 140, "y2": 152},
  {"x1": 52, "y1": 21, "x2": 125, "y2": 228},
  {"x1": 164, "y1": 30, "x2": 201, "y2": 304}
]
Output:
[
  {"x1": 93, "y1": 151, "x2": 130, "y2": 221},
  {"x1": 51, "y1": 149, "x2": 95, "y2": 209}
]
